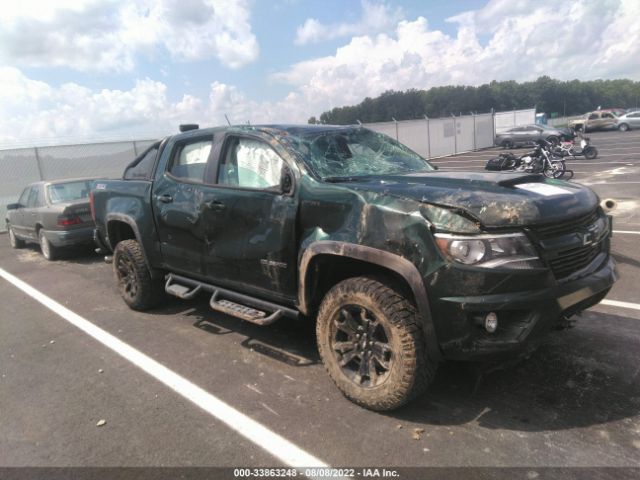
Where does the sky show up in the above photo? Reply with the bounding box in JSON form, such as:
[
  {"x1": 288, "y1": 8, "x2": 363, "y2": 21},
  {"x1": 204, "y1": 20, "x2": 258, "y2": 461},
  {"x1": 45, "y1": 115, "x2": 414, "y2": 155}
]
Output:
[{"x1": 0, "y1": 0, "x2": 639, "y2": 146}]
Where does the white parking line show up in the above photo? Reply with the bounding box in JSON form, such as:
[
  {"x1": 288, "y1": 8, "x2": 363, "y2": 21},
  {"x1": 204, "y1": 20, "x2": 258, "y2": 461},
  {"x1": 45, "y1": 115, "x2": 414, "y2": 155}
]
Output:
[
  {"x1": 613, "y1": 230, "x2": 640, "y2": 235},
  {"x1": 600, "y1": 299, "x2": 640, "y2": 312},
  {"x1": 0, "y1": 267, "x2": 328, "y2": 470}
]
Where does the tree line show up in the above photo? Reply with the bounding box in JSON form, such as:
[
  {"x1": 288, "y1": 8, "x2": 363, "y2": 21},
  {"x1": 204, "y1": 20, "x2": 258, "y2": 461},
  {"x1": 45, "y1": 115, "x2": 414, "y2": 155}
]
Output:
[{"x1": 309, "y1": 76, "x2": 640, "y2": 125}]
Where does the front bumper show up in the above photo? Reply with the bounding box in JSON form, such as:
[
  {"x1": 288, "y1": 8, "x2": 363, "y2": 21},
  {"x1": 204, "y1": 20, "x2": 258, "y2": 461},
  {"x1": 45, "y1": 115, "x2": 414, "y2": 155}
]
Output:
[
  {"x1": 431, "y1": 256, "x2": 617, "y2": 360},
  {"x1": 42, "y1": 226, "x2": 95, "y2": 247}
]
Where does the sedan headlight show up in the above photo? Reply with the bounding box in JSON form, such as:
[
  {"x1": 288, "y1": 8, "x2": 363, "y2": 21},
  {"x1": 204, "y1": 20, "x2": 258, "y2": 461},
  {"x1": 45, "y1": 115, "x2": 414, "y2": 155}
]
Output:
[{"x1": 434, "y1": 233, "x2": 544, "y2": 269}]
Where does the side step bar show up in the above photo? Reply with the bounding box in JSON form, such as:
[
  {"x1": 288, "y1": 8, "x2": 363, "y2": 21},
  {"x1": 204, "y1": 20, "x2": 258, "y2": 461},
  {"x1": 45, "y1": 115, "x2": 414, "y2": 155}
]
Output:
[{"x1": 164, "y1": 273, "x2": 298, "y2": 325}]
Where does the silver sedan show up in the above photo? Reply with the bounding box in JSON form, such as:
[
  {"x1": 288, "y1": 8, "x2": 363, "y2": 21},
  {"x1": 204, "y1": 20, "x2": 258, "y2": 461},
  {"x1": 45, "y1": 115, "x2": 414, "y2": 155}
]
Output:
[{"x1": 616, "y1": 112, "x2": 640, "y2": 131}]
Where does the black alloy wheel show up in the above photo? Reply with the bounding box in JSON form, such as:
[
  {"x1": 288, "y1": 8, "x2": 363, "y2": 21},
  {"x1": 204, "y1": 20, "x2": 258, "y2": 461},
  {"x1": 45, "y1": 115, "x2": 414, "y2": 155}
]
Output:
[{"x1": 331, "y1": 305, "x2": 393, "y2": 388}]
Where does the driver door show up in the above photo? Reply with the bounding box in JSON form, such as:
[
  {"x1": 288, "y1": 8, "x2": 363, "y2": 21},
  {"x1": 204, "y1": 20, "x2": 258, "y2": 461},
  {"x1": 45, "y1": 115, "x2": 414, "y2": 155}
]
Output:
[
  {"x1": 9, "y1": 187, "x2": 30, "y2": 238},
  {"x1": 201, "y1": 134, "x2": 298, "y2": 303}
]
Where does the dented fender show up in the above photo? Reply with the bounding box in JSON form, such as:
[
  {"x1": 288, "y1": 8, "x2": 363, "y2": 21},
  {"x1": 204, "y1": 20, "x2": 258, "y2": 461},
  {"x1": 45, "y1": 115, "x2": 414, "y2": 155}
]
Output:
[{"x1": 298, "y1": 240, "x2": 442, "y2": 361}]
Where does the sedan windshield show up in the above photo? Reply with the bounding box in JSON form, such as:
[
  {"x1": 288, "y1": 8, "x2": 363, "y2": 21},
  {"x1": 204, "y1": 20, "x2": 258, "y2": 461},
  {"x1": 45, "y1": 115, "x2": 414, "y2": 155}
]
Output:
[
  {"x1": 47, "y1": 180, "x2": 92, "y2": 204},
  {"x1": 291, "y1": 128, "x2": 434, "y2": 179}
]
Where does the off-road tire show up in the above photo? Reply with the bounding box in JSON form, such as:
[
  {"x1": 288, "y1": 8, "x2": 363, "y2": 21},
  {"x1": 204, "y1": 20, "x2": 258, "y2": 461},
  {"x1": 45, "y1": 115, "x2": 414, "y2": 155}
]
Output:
[
  {"x1": 39, "y1": 229, "x2": 58, "y2": 260},
  {"x1": 113, "y1": 239, "x2": 164, "y2": 311},
  {"x1": 8, "y1": 224, "x2": 25, "y2": 249},
  {"x1": 316, "y1": 276, "x2": 437, "y2": 411}
]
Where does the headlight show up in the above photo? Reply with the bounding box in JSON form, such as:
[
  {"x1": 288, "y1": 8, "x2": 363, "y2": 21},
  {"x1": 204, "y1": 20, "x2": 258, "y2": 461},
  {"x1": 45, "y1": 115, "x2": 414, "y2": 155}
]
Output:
[{"x1": 434, "y1": 233, "x2": 544, "y2": 269}]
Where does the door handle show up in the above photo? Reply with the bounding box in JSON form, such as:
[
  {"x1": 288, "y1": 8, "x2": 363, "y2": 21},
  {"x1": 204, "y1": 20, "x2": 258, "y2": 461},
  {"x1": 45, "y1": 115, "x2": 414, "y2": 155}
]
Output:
[
  {"x1": 204, "y1": 200, "x2": 226, "y2": 211},
  {"x1": 157, "y1": 194, "x2": 173, "y2": 203}
]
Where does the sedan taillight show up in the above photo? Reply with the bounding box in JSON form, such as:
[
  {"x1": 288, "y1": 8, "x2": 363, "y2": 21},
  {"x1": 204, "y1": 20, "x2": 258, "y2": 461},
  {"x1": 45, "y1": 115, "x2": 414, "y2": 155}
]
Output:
[{"x1": 57, "y1": 216, "x2": 82, "y2": 227}]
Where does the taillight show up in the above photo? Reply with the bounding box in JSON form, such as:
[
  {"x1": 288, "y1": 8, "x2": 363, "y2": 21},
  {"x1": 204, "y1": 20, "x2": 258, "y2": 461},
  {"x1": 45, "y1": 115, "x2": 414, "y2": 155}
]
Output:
[
  {"x1": 57, "y1": 216, "x2": 82, "y2": 227},
  {"x1": 89, "y1": 191, "x2": 95, "y2": 220}
]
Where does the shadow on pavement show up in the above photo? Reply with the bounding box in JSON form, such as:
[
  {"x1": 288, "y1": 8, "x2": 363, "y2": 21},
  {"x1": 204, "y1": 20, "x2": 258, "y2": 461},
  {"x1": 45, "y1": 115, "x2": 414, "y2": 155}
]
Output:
[
  {"x1": 139, "y1": 289, "x2": 640, "y2": 433},
  {"x1": 395, "y1": 311, "x2": 640, "y2": 432}
]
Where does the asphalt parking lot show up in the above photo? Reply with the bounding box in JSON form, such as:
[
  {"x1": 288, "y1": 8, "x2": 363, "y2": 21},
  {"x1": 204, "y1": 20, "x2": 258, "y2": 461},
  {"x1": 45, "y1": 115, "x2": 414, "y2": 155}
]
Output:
[{"x1": 1, "y1": 129, "x2": 640, "y2": 475}]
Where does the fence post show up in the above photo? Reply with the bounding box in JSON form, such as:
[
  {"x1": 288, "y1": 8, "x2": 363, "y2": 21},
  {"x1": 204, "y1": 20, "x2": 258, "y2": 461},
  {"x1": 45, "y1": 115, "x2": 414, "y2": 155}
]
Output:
[
  {"x1": 132, "y1": 141, "x2": 139, "y2": 157},
  {"x1": 513, "y1": 109, "x2": 516, "y2": 127},
  {"x1": 392, "y1": 117, "x2": 398, "y2": 140},
  {"x1": 424, "y1": 115, "x2": 431, "y2": 160},
  {"x1": 473, "y1": 112, "x2": 477, "y2": 151},
  {"x1": 491, "y1": 108, "x2": 496, "y2": 138},
  {"x1": 452, "y1": 115, "x2": 458, "y2": 154},
  {"x1": 34, "y1": 147, "x2": 44, "y2": 181}
]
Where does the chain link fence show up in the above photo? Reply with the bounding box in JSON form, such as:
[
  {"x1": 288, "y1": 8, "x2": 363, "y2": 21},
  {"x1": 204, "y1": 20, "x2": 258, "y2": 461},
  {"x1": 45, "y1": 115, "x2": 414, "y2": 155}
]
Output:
[
  {"x1": 364, "y1": 108, "x2": 535, "y2": 159},
  {"x1": 1, "y1": 140, "x2": 156, "y2": 232},
  {"x1": 0, "y1": 107, "x2": 535, "y2": 233}
]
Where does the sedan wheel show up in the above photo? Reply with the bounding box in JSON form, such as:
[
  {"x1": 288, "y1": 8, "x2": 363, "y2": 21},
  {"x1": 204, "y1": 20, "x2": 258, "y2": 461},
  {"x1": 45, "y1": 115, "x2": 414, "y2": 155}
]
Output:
[
  {"x1": 8, "y1": 225, "x2": 25, "y2": 249},
  {"x1": 38, "y1": 229, "x2": 57, "y2": 260},
  {"x1": 619, "y1": 123, "x2": 629, "y2": 132}
]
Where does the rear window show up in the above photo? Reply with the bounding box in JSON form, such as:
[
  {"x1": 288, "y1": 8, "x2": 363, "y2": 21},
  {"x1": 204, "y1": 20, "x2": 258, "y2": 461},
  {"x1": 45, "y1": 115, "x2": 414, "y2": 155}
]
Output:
[
  {"x1": 124, "y1": 144, "x2": 159, "y2": 180},
  {"x1": 47, "y1": 180, "x2": 92, "y2": 204}
]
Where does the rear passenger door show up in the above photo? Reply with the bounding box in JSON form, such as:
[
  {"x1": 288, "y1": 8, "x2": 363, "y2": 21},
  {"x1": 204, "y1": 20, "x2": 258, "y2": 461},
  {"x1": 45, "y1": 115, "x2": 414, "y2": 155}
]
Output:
[
  {"x1": 152, "y1": 134, "x2": 215, "y2": 276},
  {"x1": 22, "y1": 186, "x2": 41, "y2": 239}
]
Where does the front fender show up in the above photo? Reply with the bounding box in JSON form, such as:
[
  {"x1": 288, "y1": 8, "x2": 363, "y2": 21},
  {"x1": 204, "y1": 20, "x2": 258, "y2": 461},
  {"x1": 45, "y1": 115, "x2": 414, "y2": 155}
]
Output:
[{"x1": 299, "y1": 240, "x2": 442, "y2": 361}]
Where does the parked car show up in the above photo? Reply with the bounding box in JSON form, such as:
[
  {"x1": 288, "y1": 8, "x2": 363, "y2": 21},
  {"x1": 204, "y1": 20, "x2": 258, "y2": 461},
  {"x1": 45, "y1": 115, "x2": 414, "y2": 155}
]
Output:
[
  {"x1": 568, "y1": 111, "x2": 618, "y2": 132},
  {"x1": 494, "y1": 124, "x2": 572, "y2": 149},
  {"x1": 5, "y1": 178, "x2": 97, "y2": 260},
  {"x1": 600, "y1": 108, "x2": 626, "y2": 117},
  {"x1": 92, "y1": 124, "x2": 616, "y2": 411},
  {"x1": 616, "y1": 111, "x2": 640, "y2": 131}
]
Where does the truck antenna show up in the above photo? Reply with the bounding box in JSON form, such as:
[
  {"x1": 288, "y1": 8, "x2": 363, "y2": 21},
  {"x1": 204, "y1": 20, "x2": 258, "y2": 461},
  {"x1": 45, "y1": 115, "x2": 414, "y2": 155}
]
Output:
[{"x1": 224, "y1": 114, "x2": 232, "y2": 126}]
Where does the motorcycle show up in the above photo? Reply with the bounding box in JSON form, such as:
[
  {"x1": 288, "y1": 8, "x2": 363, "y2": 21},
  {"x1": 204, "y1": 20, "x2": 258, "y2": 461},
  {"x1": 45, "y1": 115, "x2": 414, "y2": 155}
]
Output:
[
  {"x1": 554, "y1": 133, "x2": 598, "y2": 160},
  {"x1": 485, "y1": 140, "x2": 571, "y2": 179}
]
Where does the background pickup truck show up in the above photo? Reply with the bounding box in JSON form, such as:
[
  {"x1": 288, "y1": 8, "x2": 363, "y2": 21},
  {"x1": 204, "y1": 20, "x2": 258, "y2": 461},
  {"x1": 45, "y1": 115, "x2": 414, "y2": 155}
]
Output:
[
  {"x1": 91, "y1": 124, "x2": 617, "y2": 411},
  {"x1": 568, "y1": 111, "x2": 618, "y2": 132}
]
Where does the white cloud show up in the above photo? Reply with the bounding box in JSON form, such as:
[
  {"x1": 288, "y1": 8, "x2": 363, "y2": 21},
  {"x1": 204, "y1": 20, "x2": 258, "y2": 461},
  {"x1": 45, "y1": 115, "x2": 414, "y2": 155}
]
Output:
[
  {"x1": 1, "y1": 0, "x2": 639, "y2": 146},
  {"x1": 0, "y1": 0, "x2": 259, "y2": 71},
  {"x1": 0, "y1": 67, "x2": 208, "y2": 144},
  {"x1": 280, "y1": 0, "x2": 640, "y2": 113},
  {"x1": 295, "y1": 0, "x2": 404, "y2": 45}
]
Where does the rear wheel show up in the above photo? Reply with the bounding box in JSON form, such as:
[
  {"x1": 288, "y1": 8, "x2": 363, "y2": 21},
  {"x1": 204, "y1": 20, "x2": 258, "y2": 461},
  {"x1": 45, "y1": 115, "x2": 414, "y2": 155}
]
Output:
[
  {"x1": 584, "y1": 146, "x2": 598, "y2": 160},
  {"x1": 618, "y1": 123, "x2": 629, "y2": 132},
  {"x1": 544, "y1": 160, "x2": 566, "y2": 179},
  {"x1": 8, "y1": 224, "x2": 25, "y2": 249},
  {"x1": 501, "y1": 140, "x2": 513, "y2": 150},
  {"x1": 38, "y1": 229, "x2": 58, "y2": 260},
  {"x1": 546, "y1": 136, "x2": 559, "y2": 147},
  {"x1": 113, "y1": 239, "x2": 164, "y2": 311},
  {"x1": 316, "y1": 276, "x2": 437, "y2": 411}
]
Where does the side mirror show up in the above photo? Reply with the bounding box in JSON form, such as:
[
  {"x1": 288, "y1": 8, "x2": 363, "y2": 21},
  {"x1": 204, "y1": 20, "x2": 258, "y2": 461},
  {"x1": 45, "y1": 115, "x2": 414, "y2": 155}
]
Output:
[
  {"x1": 281, "y1": 167, "x2": 294, "y2": 194},
  {"x1": 6, "y1": 203, "x2": 21, "y2": 210}
]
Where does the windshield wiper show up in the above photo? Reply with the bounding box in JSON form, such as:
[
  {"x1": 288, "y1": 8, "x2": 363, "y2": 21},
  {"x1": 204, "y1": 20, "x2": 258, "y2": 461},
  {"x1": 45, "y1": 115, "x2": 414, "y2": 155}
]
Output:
[{"x1": 323, "y1": 175, "x2": 373, "y2": 183}]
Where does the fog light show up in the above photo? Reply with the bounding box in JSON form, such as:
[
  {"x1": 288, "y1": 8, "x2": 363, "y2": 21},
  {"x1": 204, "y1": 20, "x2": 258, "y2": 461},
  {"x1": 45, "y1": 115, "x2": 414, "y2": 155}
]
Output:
[{"x1": 484, "y1": 312, "x2": 498, "y2": 333}]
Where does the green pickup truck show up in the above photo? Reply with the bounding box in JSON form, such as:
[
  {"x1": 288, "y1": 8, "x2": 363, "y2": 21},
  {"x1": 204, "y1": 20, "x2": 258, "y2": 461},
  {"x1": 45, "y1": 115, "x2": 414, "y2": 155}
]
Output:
[{"x1": 91, "y1": 124, "x2": 617, "y2": 410}]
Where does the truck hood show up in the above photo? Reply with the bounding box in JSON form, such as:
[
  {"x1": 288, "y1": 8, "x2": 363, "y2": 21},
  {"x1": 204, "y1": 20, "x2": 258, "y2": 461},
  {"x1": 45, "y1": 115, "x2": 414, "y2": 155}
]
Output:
[{"x1": 340, "y1": 171, "x2": 599, "y2": 228}]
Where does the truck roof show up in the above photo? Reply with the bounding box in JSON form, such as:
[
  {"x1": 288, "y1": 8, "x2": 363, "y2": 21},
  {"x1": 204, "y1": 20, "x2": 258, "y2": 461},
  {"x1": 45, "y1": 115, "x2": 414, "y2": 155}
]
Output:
[{"x1": 171, "y1": 124, "x2": 361, "y2": 142}]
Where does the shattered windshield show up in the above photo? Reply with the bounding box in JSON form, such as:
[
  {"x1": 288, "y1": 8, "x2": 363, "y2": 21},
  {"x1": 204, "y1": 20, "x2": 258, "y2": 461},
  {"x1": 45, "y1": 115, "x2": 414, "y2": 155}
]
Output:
[{"x1": 291, "y1": 128, "x2": 434, "y2": 180}]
